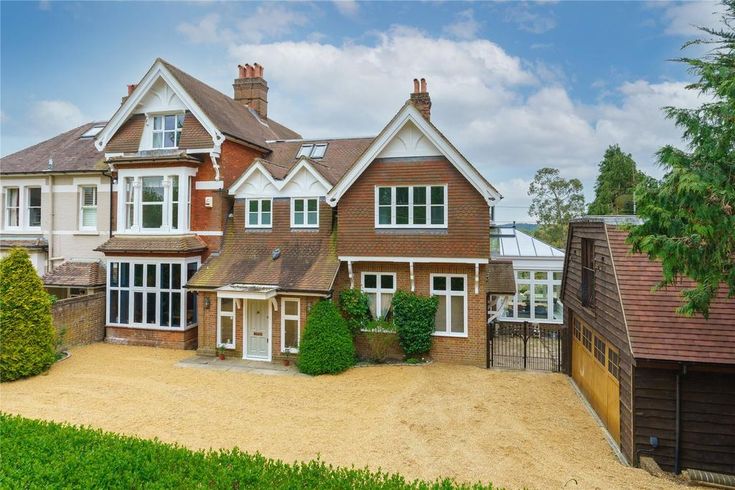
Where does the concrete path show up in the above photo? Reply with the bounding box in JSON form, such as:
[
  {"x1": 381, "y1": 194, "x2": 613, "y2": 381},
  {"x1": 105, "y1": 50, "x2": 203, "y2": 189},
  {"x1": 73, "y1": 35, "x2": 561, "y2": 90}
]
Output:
[{"x1": 176, "y1": 355, "x2": 303, "y2": 376}]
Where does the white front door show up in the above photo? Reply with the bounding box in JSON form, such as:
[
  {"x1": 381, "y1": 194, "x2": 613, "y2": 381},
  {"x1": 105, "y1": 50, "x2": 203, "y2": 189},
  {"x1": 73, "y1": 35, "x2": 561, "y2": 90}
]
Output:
[{"x1": 245, "y1": 299, "x2": 270, "y2": 360}]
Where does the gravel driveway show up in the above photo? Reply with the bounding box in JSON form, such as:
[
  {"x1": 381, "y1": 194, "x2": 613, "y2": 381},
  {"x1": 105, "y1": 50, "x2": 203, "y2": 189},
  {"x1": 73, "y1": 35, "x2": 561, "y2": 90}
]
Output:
[{"x1": 0, "y1": 343, "x2": 684, "y2": 489}]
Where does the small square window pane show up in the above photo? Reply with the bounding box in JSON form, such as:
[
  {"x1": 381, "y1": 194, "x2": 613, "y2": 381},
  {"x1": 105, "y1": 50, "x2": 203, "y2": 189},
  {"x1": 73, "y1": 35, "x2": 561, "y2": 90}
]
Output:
[
  {"x1": 380, "y1": 274, "x2": 394, "y2": 290},
  {"x1": 433, "y1": 276, "x2": 446, "y2": 291},
  {"x1": 307, "y1": 211, "x2": 318, "y2": 225},
  {"x1": 431, "y1": 186, "x2": 444, "y2": 204},
  {"x1": 261, "y1": 212, "x2": 271, "y2": 226},
  {"x1": 29, "y1": 188, "x2": 41, "y2": 206},
  {"x1": 82, "y1": 187, "x2": 96, "y2": 206},
  {"x1": 378, "y1": 207, "x2": 391, "y2": 225},
  {"x1": 248, "y1": 212, "x2": 259, "y2": 225},
  {"x1": 413, "y1": 187, "x2": 426, "y2": 204},
  {"x1": 396, "y1": 206, "x2": 409, "y2": 224},
  {"x1": 294, "y1": 213, "x2": 304, "y2": 225},
  {"x1": 307, "y1": 199, "x2": 317, "y2": 212},
  {"x1": 295, "y1": 200, "x2": 304, "y2": 212},
  {"x1": 396, "y1": 187, "x2": 409, "y2": 205},
  {"x1": 152, "y1": 132, "x2": 162, "y2": 148},
  {"x1": 284, "y1": 300, "x2": 298, "y2": 316},
  {"x1": 414, "y1": 206, "x2": 426, "y2": 224},
  {"x1": 451, "y1": 277, "x2": 464, "y2": 291},
  {"x1": 221, "y1": 298, "x2": 234, "y2": 312},
  {"x1": 518, "y1": 271, "x2": 531, "y2": 280},
  {"x1": 311, "y1": 144, "x2": 327, "y2": 158},
  {"x1": 297, "y1": 144, "x2": 313, "y2": 157},
  {"x1": 153, "y1": 116, "x2": 162, "y2": 130},
  {"x1": 553, "y1": 272, "x2": 562, "y2": 281},
  {"x1": 82, "y1": 208, "x2": 97, "y2": 227},
  {"x1": 249, "y1": 200, "x2": 259, "y2": 212},
  {"x1": 535, "y1": 271, "x2": 548, "y2": 280},
  {"x1": 164, "y1": 131, "x2": 176, "y2": 148},
  {"x1": 164, "y1": 115, "x2": 176, "y2": 130},
  {"x1": 261, "y1": 200, "x2": 271, "y2": 212},
  {"x1": 364, "y1": 274, "x2": 377, "y2": 289},
  {"x1": 378, "y1": 188, "x2": 391, "y2": 206},
  {"x1": 431, "y1": 205, "x2": 444, "y2": 224}
]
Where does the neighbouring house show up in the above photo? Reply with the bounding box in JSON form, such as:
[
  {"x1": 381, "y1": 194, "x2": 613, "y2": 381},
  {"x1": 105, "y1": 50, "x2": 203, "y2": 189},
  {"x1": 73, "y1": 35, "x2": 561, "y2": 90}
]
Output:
[
  {"x1": 0, "y1": 122, "x2": 111, "y2": 293},
  {"x1": 561, "y1": 216, "x2": 735, "y2": 476},
  {"x1": 490, "y1": 226, "x2": 564, "y2": 326},
  {"x1": 92, "y1": 59, "x2": 300, "y2": 349},
  {"x1": 188, "y1": 77, "x2": 504, "y2": 367}
]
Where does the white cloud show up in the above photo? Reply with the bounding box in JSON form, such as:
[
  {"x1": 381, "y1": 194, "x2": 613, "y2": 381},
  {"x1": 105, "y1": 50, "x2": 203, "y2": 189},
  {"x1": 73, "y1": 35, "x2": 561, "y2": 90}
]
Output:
[
  {"x1": 237, "y1": 5, "x2": 307, "y2": 43},
  {"x1": 178, "y1": 13, "x2": 233, "y2": 45},
  {"x1": 504, "y1": 3, "x2": 556, "y2": 34},
  {"x1": 443, "y1": 9, "x2": 481, "y2": 40},
  {"x1": 333, "y1": 0, "x2": 359, "y2": 17},
  {"x1": 28, "y1": 100, "x2": 86, "y2": 137},
  {"x1": 656, "y1": 1, "x2": 725, "y2": 37}
]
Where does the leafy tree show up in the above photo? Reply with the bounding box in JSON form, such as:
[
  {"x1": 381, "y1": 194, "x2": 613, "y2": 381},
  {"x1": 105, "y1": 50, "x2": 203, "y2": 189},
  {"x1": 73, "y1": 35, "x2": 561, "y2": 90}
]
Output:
[
  {"x1": 627, "y1": 2, "x2": 735, "y2": 317},
  {"x1": 528, "y1": 167, "x2": 585, "y2": 248},
  {"x1": 0, "y1": 248, "x2": 56, "y2": 382},
  {"x1": 588, "y1": 145, "x2": 645, "y2": 215}
]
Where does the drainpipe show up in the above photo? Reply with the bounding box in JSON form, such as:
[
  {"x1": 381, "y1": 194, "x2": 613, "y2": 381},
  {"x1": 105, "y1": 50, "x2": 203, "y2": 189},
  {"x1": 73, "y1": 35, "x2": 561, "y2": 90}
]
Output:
[
  {"x1": 48, "y1": 174, "x2": 54, "y2": 273},
  {"x1": 674, "y1": 363, "x2": 687, "y2": 474}
]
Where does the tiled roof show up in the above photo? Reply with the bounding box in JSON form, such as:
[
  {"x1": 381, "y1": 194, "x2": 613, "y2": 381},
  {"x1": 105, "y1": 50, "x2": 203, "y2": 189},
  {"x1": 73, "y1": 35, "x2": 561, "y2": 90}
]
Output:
[
  {"x1": 95, "y1": 235, "x2": 207, "y2": 254},
  {"x1": 486, "y1": 260, "x2": 516, "y2": 295},
  {"x1": 0, "y1": 237, "x2": 48, "y2": 250},
  {"x1": 607, "y1": 226, "x2": 735, "y2": 365},
  {"x1": 160, "y1": 59, "x2": 300, "y2": 148},
  {"x1": 188, "y1": 221, "x2": 339, "y2": 293},
  {"x1": 1, "y1": 122, "x2": 105, "y2": 174},
  {"x1": 43, "y1": 260, "x2": 106, "y2": 287},
  {"x1": 264, "y1": 138, "x2": 374, "y2": 185}
]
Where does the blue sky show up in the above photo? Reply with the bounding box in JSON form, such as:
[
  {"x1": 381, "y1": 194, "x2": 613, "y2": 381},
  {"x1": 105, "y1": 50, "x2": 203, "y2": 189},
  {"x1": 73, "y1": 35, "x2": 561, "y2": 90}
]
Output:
[{"x1": 0, "y1": 1, "x2": 724, "y2": 222}]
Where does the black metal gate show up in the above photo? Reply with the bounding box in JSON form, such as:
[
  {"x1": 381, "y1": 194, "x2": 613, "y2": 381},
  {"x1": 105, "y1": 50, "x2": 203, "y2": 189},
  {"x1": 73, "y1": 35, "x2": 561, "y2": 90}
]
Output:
[{"x1": 486, "y1": 321, "x2": 565, "y2": 372}]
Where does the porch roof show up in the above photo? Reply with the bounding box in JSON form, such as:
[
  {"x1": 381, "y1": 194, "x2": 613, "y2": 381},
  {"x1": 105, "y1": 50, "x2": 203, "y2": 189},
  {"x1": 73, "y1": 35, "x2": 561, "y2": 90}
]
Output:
[{"x1": 216, "y1": 284, "x2": 278, "y2": 299}]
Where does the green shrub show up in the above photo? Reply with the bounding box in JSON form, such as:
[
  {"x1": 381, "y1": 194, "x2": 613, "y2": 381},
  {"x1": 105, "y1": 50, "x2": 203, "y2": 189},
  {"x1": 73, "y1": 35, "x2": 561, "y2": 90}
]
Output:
[
  {"x1": 338, "y1": 288, "x2": 371, "y2": 335},
  {"x1": 0, "y1": 248, "x2": 56, "y2": 382},
  {"x1": 363, "y1": 319, "x2": 398, "y2": 363},
  {"x1": 298, "y1": 300, "x2": 356, "y2": 375},
  {"x1": 0, "y1": 414, "x2": 496, "y2": 489},
  {"x1": 392, "y1": 290, "x2": 439, "y2": 358}
]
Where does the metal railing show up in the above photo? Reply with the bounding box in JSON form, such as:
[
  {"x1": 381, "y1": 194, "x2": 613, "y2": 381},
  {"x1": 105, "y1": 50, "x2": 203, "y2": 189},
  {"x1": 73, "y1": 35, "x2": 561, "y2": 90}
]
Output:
[{"x1": 487, "y1": 321, "x2": 565, "y2": 372}]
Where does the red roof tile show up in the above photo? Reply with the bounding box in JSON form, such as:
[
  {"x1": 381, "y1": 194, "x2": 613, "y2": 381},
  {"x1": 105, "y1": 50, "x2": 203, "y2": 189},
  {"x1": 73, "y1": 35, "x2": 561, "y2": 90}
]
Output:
[{"x1": 607, "y1": 226, "x2": 735, "y2": 365}]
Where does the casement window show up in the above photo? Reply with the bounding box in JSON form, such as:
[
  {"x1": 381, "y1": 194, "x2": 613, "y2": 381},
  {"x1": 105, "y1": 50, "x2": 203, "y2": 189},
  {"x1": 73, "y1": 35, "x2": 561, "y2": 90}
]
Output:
[
  {"x1": 26, "y1": 187, "x2": 41, "y2": 228},
  {"x1": 607, "y1": 347, "x2": 620, "y2": 380},
  {"x1": 582, "y1": 326, "x2": 592, "y2": 351},
  {"x1": 500, "y1": 270, "x2": 563, "y2": 323},
  {"x1": 281, "y1": 298, "x2": 300, "y2": 353},
  {"x1": 246, "y1": 198, "x2": 272, "y2": 228},
  {"x1": 107, "y1": 258, "x2": 199, "y2": 330},
  {"x1": 361, "y1": 273, "x2": 396, "y2": 319},
  {"x1": 4, "y1": 187, "x2": 19, "y2": 228},
  {"x1": 296, "y1": 143, "x2": 327, "y2": 159},
  {"x1": 152, "y1": 114, "x2": 184, "y2": 149},
  {"x1": 431, "y1": 274, "x2": 467, "y2": 336},
  {"x1": 79, "y1": 186, "x2": 97, "y2": 231},
  {"x1": 573, "y1": 317, "x2": 582, "y2": 341},
  {"x1": 118, "y1": 170, "x2": 192, "y2": 233},
  {"x1": 217, "y1": 297, "x2": 236, "y2": 349},
  {"x1": 594, "y1": 336, "x2": 606, "y2": 365},
  {"x1": 291, "y1": 197, "x2": 318, "y2": 228},
  {"x1": 375, "y1": 185, "x2": 447, "y2": 228}
]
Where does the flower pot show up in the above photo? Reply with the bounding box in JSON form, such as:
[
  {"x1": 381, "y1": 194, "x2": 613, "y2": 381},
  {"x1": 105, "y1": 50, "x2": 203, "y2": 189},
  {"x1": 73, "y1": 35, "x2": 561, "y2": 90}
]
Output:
[
  {"x1": 283, "y1": 359, "x2": 290, "y2": 366},
  {"x1": 218, "y1": 354, "x2": 225, "y2": 360}
]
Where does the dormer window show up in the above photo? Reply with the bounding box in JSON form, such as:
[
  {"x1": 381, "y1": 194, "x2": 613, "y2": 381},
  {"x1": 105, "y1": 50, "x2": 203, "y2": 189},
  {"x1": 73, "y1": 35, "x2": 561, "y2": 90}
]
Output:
[
  {"x1": 152, "y1": 114, "x2": 184, "y2": 149},
  {"x1": 297, "y1": 143, "x2": 327, "y2": 159}
]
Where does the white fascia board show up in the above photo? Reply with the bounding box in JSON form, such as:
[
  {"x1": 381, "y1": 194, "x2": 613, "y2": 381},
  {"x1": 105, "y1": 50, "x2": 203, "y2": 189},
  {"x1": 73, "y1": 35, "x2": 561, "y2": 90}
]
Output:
[
  {"x1": 95, "y1": 60, "x2": 223, "y2": 152},
  {"x1": 326, "y1": 103, "x2": 502, "y2": 206},
  {"x1": 228, "y1": 157, "x2": 331, "y2": 197},
  {"x1": 339, "y1": 256, "x2": 489, "y2": 264}
]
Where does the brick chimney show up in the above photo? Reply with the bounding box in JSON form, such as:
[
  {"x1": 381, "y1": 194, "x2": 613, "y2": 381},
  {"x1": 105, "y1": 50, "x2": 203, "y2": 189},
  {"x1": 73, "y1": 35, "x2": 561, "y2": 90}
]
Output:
[
  {"x1": 121, "y1": 84, "x2": 137, "y2": 105},
  {"x1": 233, "y1": 63, "x2": 268, "y2": 119},
  {"x1": 410, "y1": 78, "x2": 431, "y2": 120}
]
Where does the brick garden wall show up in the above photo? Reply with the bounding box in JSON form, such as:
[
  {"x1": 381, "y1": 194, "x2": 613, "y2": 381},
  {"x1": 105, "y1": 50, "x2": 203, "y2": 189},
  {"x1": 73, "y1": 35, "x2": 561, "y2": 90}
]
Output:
[{"x1": 52, "y1": 293, "x2": 106, "y2": 347}]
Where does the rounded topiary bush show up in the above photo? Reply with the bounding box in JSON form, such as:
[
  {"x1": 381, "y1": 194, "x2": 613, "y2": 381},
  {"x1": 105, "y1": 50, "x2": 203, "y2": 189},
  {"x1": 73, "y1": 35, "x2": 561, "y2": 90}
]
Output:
[
  {"x1": 0, "y1": 248, "x2": 56, "y2": 382},
  {"x1": 298, "y1": 300, "x2": 355, "y2": 375},
  {"x1": 392, "y1": 290, "x2": 439, "y2": 358}
]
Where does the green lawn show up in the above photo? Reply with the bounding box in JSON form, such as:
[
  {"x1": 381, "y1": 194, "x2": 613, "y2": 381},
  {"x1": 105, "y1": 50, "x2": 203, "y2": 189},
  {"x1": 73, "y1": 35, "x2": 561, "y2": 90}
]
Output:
[{"x1": 0, "y1": 414, "x2": 496, "y2": 489}]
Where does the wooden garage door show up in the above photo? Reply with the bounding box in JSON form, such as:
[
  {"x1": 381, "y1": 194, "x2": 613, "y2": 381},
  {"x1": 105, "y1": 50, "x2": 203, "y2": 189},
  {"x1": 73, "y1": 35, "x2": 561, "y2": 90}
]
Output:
[{"x1": 572, "y1": 316, "x2": 621, "y2": 443}]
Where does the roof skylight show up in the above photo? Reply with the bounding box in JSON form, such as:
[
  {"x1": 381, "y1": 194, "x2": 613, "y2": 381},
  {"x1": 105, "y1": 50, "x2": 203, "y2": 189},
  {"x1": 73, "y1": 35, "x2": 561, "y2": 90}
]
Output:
[
  {"x1": 80, "y1": 126, "x2": 105, "y2": 138},
  {"x1": 297, "y1": 143, "x2": 328, "y2": 159}
]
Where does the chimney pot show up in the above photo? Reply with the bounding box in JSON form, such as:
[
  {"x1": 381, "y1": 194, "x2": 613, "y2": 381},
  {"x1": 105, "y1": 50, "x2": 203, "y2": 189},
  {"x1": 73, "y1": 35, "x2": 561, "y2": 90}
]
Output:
[
  {"x1": 420, "y1": 78, "x2": 427, "y2": 92},
  {"x1": 127, "y1": 84, "x2": 137, "y2": 96},
  {"x1": 238, "y1": 64, "x2": 247, "y2": 78},
  {"x1": 234, "y1": 62, "x2": 268, "y2": 119},
  {"x1": 409, "y1": 77, "x2": 431, "y2": 121},
  {"x1": 413, "y1": 78, "x2": 420, "y2": 93}
]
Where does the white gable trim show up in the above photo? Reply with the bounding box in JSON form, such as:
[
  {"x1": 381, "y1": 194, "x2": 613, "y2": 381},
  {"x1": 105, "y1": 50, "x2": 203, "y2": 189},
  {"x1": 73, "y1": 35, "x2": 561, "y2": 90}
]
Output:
[
  {"x1": 326, "y1": 103, "x2": 502, "y2": 207},
  {"x1": 95, "y1": 60, "x2": 225, "y2": 152},
  {"x1": 229, "y1": 157, "x2": 332, "y2": 198}
]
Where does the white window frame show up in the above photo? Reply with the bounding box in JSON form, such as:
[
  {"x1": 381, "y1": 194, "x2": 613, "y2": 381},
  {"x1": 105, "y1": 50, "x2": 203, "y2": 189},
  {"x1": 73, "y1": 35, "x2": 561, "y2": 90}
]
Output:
[
  {"x1": 26, "y1": 186, "x2": 42, "y2": 230},
  {"x1": 245, "y1": 198, "x2": 272, "y2": 229},
  {"x1": 79, "y1": 185, "x2": 98, "y2": 231},
  {"x1": 151, "y1": 113, "x2": 184, "y2": 149},
  {"x1": 374, "y1": 185, "x2": 448, "y2": 229},
  {"x1": 297, "y1": 143, "x2": 327, "y2": 159},
  {"x1": 106, "y1": 257, "x2": 200, "y2": 330},
  {"x1": 217, "y1": 297, "x2": 236, "y2": 349},
  {"x1": 4, "y1": 187, "x2": 20, "y2": 229},
  {"x1": 290, "y1": 197, "x2": 319, "y2": 228},
  {"x1": 361, "y1": 272, "x2": 397, "y2": 320},
  {"x1": 280, "y1": 297, "x2": 300, "y2": 353},
  {"x1": 430, "y1": 273, "x2": 468, "y2": 337},
  {"x1": 116, "y1": 167, "x2": 195, "y2": 234},
  {"x1": 499, "y1": 269, "x2": 563, "y2": 324}
]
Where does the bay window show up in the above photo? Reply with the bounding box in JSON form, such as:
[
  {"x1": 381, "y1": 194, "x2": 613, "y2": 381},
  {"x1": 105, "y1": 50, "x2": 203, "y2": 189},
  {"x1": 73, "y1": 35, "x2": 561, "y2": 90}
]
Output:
[
  {"x1": 217, "y1": 297, "x2": 236, "y2": 349},
  {"x1": 281, "y1": 298, "x2": 300, "y2": 353},
  {"x1": 500, "y1": 270, "x2": 563, "y2": 323},
  {"x1": 431, "y1": 274, "x2": 467, "y2": 336},
  {"x1": 361, "y1": 273, "x2": 396, "y2": 319},
  {"x1": 152, "y1": 114, "x2": 184, "y2": 149},
  {"x1": 118, "y1": 169, "x2": 194, "y2": 233},
  {"x1": 376, "y1": 185, "x2": 446, "y2": 228},
  {"x1": 291, "y1": 197, "x2": 318, "y2": 228},
  {"x1": 4, "y1": 187, "x2": 19, "y2": 228},
  {"x1": 79, "y1": 186, "x2": 97, "y2": 231},
  {"x1": 107, "y1": 258, "x2": 199, "y2": 329},
  {"x1": 246, "y1": 198, "x2": 272, "y2": 228}
]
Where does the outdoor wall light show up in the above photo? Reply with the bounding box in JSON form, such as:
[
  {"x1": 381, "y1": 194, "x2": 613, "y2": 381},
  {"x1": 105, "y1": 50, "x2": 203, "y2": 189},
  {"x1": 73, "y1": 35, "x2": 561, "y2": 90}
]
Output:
[
  {"x1": 204, "y1": 297, "x2": 211, "y2": 309},
  {"x1": 649, "y1": 436, "x2": 659, "y2": 449}
]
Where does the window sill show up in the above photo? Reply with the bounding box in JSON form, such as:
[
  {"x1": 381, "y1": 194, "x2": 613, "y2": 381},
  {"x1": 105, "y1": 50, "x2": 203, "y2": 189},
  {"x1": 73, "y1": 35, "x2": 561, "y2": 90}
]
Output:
[
  {"x1": 290, "y1": 227, "x2": 319, "y2": 231},
  {"x1": 281, "y1": 348, "x2": 299, "y2": 354},
  {"x1": 0, "y1": 229, "x2": 42, "y2": 234},
  {"x1": 432, "y1": 332, "x2": 468, "y2": 338},
  {"x1": 74, "y1": 231, "x2": 99, "y2": 236}
]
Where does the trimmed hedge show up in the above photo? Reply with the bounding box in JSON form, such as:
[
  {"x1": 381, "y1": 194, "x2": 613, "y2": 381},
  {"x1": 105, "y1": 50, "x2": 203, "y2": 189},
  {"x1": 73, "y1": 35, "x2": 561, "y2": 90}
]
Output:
[
  {"x1": 0, "y1": 248, "x2": 56, "y2": 382},
  {"x1": 297, "y1": 300, "x2": 356, "y2": 375},
  {"x1": 338, "y1": 288, "x2": 372, "y2": 335},
  {"x1": 0, "y1": 414, "x2": 496, "y2": 489},
  {"x1": 392, "y1": 291, "x2": 439, "y2": 358}
]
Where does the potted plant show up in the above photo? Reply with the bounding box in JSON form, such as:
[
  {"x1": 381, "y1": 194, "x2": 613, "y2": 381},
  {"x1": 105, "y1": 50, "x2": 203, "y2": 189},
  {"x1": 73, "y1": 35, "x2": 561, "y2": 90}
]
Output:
[
  {"x1": 216, "y1": 345, "x2": 226, "y2": 360},
  {"x1": 283, "y1": 349, "x2": 293, "y2": 366}
]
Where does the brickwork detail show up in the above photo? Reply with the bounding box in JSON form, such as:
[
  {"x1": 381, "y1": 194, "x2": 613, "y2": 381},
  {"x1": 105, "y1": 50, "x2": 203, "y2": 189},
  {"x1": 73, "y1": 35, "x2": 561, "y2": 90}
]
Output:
[
  {"x1": 52, "y1": 292, "x2": 106, "y2": 347},
  {"x1": 106, "y1": 326, "x2": 197, "y2": 349}
]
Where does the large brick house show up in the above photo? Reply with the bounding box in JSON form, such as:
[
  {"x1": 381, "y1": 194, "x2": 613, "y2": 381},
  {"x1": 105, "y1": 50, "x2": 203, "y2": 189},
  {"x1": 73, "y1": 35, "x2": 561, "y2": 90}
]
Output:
[{"x1": 188, "y1": 77, "x2": 503, "y2": 366}]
